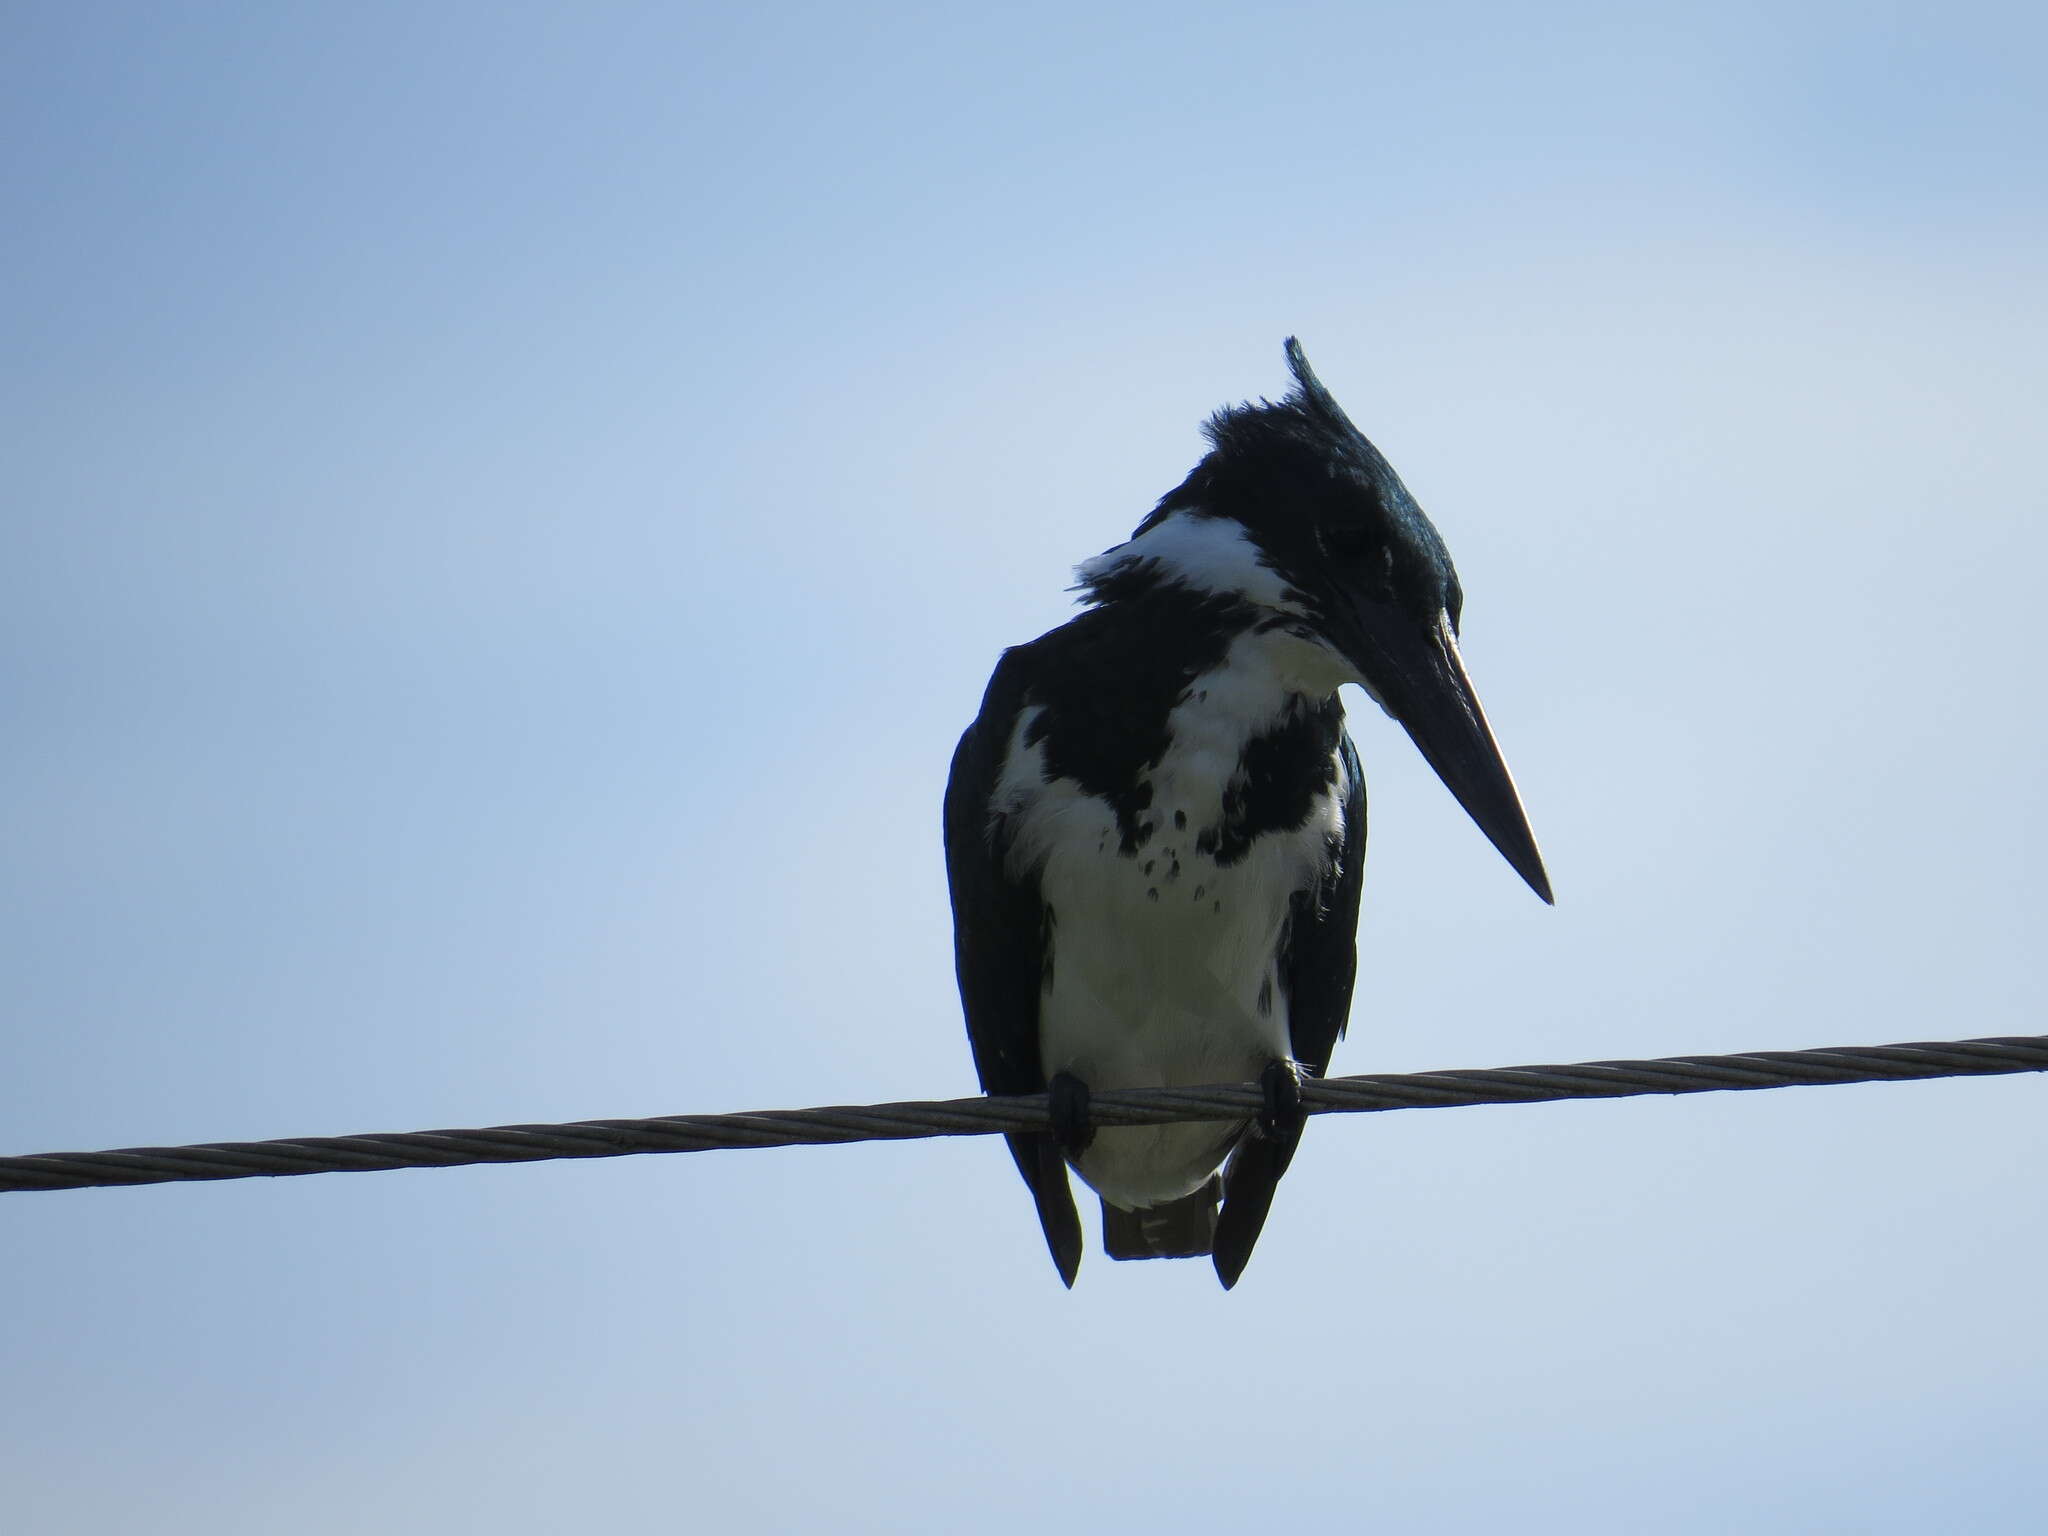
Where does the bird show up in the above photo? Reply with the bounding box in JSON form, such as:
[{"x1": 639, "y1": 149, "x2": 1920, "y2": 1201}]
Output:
[{"x1": 943, "y1": 338, "x2": 1551, "y2": 1289}]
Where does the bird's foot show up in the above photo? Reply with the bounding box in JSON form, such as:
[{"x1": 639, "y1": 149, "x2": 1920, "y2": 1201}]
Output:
[
  {"x1": 1257, "y1": 1059, "x2": 1304, "y2": 1146},
  {"x1": 1048, "y1": 1071, "x2": 1096, "y2": 1158}
]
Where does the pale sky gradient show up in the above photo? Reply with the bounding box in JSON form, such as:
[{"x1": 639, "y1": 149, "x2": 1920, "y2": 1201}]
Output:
[{"x1": 4, "y1": 4, "x2": 2046, "y2": 1532}]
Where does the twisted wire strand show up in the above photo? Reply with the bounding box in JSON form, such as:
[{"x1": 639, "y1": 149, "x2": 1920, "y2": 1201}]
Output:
[{"x1": 3, "y1": 1033, "x2": 2043, "y2": 1195}]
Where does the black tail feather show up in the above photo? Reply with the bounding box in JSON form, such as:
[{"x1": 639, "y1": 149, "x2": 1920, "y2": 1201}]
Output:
[
  {"x1": 1100, "y1": 1176, "x2": 1224, "y2": 1260},
  {"x1": 1211, "y1": 1137, "x2": 1294, "y2": 1288},
  {"x1": 1007, "y1": 1132, "x2": 1082, "y2": 1287},
  {"x1": 1213, "y1": 1064, "x2": 1308, "y2": 1288}
]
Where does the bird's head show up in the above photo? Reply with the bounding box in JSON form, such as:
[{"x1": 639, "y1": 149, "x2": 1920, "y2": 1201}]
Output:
[{"x1": 1077, "y1": 337, "x2": 1552, "y2": 903}]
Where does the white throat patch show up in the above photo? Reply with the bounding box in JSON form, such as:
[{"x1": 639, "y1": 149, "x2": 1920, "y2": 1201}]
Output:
[{"x1": 1075, "y1": 511, "x2": 1302, "y2": 613}]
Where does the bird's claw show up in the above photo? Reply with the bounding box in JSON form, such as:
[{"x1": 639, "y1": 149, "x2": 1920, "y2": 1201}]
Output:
[
  {"x1": 1257, "y1": 1060, "x2": 1304, "y2": 1145},
  {"x1": 1048, "y1": 1071, "x2": 1096, "y2": 1157}
]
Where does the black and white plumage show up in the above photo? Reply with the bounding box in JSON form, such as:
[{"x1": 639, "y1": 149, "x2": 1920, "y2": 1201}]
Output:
[{"x1": 945, "y1": 339, "x2": 1550, "y2": 1289}]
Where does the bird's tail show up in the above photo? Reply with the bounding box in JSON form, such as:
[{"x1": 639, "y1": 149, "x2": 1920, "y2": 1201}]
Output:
[{"x1": 1099, "y1": 1176, "x2": 1224, "y2": 1261}]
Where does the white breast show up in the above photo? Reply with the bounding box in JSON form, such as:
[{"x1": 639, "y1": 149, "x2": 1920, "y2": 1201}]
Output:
[{"x1": 992, "y1": 630, "x2": 1351, "y2": 1209}]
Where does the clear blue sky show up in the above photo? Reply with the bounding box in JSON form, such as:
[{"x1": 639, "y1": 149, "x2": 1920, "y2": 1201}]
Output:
[{"x1": 4, "y1": 4, "x2": 2045, "y2": 1531}]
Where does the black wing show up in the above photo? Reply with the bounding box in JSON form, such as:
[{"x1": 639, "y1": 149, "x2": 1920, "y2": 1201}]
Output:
[
  {"x1": 942, "y1": 650, "x2": 1082, "y2": 1286},
  {"x1": 1282, "y1": 728, "x2": 1367, "y2": 1078},
  {"x1": 1213, "y1": 728, "x2": 1366, "y2": 1287}
]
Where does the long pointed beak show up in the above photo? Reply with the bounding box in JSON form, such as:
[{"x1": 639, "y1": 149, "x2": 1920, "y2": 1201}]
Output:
[{"x1": 1343, "y1": 602, "x2": 1553, "y2": 903}]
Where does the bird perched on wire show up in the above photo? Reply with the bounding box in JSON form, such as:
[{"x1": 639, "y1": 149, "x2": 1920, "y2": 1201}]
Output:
[{"x1": 944, "y1": 339, "x2": 1551, "y2": 1288}]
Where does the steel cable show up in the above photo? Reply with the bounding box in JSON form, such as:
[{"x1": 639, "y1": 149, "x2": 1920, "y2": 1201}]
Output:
[{"x1": 3, "y1": 1033, "x2": 2043, "y2": 1194}]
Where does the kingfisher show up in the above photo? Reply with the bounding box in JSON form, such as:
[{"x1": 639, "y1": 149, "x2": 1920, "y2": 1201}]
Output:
[{"x1": 944, "y1": 339, "x2": 1551, "y2": 1289}]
